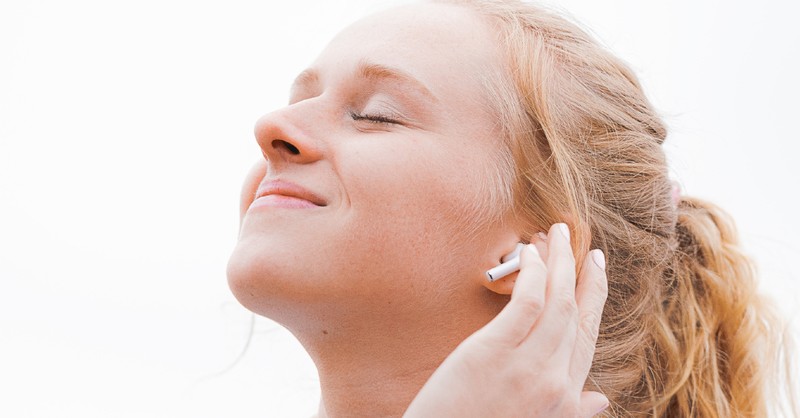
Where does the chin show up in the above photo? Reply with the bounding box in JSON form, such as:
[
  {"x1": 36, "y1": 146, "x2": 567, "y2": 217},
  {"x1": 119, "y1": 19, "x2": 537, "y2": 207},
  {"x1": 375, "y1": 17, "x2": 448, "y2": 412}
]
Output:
[
  {"x1": 226, "y1": 234, "x2": 369, "y2": 325},
  {"x1": 226, "y1": 237, "x2": 319, "y2": 320}
]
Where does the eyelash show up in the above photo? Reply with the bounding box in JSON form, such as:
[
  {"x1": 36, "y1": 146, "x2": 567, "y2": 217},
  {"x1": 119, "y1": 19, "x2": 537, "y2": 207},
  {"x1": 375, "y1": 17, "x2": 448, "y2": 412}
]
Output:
[{"x1": 349, "y1": 110, "x2": 401, "y2": 125}]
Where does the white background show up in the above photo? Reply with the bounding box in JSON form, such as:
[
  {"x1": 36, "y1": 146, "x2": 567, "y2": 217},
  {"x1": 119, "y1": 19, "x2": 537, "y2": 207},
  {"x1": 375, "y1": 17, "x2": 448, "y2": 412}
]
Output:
[{"x1": 1, "y1": 1, "x2": 798, "y2": 417}]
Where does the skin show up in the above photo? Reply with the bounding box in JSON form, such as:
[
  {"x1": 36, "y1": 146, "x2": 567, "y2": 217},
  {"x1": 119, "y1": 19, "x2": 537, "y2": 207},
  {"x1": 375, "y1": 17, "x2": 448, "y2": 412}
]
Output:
[
  {"x1": 405, "y1": 225, "x2": 609, "y2": 417},
  {"x1": 227, "y1": 3, "x2": 608, "y2": 417}
]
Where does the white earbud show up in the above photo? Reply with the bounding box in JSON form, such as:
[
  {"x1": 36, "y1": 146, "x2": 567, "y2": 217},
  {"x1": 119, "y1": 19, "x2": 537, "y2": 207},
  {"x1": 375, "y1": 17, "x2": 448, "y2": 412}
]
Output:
[{"x1": 485, "y1": 243, "x2": 524, "y2": 282}]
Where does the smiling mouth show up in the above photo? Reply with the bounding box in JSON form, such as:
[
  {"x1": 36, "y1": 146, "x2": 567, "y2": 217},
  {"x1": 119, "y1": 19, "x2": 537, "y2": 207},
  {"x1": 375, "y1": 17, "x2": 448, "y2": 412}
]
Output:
[
  {"x1": 252, "y1": 194, "x2": 322, "y2": 209},
  {"x1": 252, "y1": 179, "x2": 327, "y2": 209}
]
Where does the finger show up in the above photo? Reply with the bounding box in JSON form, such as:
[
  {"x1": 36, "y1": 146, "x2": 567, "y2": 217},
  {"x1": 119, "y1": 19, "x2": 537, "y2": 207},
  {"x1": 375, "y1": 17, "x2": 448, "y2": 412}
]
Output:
[
  {"x1": 578, "y1": 391, "x2": 609, "y2": 417},
  {"x1": 479, "y1": 244, "x2": 547, "y2": 347},
  {"x1": 545, "y1": 223, "x2": 577, "y2": 301},
  {"x1": 570, "y1": 249, "x2": 608, "y2": 381},
  {"x1": 520, "y1": 223, "x2": 579, "y2": 355},
  {"x1": 531, "y1": 231, "x2": 549, "y2": 261}
]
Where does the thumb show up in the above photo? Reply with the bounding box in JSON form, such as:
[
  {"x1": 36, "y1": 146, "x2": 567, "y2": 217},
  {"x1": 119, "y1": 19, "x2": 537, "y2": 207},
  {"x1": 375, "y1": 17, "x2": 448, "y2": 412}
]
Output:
[{"x1": 578, "y1": 391, "x2": 609, "y2": 417}]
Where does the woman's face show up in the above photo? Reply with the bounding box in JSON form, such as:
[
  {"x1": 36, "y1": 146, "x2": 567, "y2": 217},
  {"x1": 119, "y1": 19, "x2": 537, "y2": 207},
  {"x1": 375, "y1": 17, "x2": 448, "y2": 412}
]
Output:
[{"x1": 228, "y1": 3, "x2": 517, "y2": 323}]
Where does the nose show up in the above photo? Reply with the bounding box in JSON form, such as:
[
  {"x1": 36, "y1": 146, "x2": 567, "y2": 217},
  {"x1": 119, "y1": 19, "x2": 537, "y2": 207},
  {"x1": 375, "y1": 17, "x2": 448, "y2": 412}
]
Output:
[{"x1": 254, "y1": 107, "x2": 325, "y2": 166}]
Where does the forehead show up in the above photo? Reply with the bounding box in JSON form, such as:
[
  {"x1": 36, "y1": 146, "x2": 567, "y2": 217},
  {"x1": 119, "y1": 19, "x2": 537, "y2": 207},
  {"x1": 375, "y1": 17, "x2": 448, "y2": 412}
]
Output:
[{"x1": 310, "y1": 3, "x2": 502, "y2": 108}]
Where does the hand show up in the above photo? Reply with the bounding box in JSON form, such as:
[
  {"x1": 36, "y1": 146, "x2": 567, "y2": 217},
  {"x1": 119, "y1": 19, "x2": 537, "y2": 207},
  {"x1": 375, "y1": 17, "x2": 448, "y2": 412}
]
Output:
[{"x1": 404, "y1": 223, "x2": 609, "y2": 417}]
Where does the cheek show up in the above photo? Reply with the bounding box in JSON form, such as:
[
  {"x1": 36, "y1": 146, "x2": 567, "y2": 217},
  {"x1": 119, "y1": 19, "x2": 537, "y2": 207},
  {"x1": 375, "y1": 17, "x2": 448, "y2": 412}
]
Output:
[
  {"x1": 350, "y1": 138, "x2": 481, "y2": 206},
  {"x1": 340, "y1": 136, "x2": 492, "y2": 254}
]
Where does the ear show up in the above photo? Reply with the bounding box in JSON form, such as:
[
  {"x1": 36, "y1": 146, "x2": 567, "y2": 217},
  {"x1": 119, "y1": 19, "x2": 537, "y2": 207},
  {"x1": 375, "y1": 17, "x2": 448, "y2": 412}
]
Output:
[
  {"x1": 480, "y1": 231, "x2": 521, "y2": 295},
  {"x1": 482, "y1": 243, "x2": 521, "y2": 295},
  {"x1": 482, "y1": 231, "x2": 549, "y2": 295}
]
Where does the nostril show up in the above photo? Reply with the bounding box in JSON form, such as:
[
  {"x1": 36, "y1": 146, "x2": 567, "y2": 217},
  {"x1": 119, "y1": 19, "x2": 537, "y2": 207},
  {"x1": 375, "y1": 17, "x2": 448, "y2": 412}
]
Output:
[{"x1": 272, "y1": 139, "x2": 300, "y2": 155}]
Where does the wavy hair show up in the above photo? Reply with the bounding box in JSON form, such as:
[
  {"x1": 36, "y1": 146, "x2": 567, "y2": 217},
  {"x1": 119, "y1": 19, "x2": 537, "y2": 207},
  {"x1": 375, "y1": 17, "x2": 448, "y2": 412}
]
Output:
[{"x1": 435, "y1": 0, "x2": 796, "y2": 415}]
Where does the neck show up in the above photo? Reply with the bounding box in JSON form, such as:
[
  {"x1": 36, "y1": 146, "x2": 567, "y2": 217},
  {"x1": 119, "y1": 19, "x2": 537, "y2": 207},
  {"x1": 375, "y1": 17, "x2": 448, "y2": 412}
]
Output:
[
  {"x1": 292, "y1": 288, "x2": 506, "y2": 418},
  {"x1": 314, "y1": 333, "x2": 451, "y2": 418}
]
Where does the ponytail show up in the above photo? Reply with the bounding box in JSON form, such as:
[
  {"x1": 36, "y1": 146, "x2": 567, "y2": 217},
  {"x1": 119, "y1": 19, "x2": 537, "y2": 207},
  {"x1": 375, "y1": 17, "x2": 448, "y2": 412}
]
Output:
[{"x1": 641, "y1": 196, "x2": 783, "y2": 415}]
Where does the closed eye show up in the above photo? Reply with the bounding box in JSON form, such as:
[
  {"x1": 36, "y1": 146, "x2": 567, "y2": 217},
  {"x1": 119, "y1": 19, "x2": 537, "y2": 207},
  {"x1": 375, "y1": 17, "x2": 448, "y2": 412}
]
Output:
[{"x1": 349, "y1": 110, "x2": 401, "y2": 125}]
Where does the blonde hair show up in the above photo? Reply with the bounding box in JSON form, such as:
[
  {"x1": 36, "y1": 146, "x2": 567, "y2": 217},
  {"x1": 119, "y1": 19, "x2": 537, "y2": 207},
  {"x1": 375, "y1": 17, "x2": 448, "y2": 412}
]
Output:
[{"x1": 436, "y1": 0, "x2": 796, "y2": 416}]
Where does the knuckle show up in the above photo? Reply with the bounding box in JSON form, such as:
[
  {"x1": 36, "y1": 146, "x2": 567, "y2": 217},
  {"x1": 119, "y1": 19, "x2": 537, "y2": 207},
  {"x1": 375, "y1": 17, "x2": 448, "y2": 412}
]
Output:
[
  {"x1": 516, "y1": 293, "x2": 545, "y2": 318},
  {"x1": 580, "y1": 311, "x2": 602, "y2": 342},
  {"x1": 555, "y1": 295, "x2": 579, "y2": 317},
  {"x1": 541, "y1": 378, "x2": 570, "y2": 402},
  {"x1": 594, "y1": 271, "x2": 609, "y2": 297},
  {"x1": 581, "y1": 308, "x2": 603, "y2": 328},
  {"x1": 507, "y1": 366, "x2": 532, "y2": 392},
  {"x1": 536, "y1": 375, "x2": 582, "y2": 417}
]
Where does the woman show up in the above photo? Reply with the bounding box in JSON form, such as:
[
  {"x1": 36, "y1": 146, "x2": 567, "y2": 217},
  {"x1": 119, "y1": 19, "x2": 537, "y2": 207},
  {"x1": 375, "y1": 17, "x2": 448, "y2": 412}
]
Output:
[{"x1": 227, "y1": 0, "x2": 791, "y2": 416}]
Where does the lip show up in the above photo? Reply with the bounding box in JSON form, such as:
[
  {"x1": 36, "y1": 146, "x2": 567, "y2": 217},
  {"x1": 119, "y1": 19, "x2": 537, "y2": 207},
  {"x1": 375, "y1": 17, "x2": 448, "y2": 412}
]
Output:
[{"x1": 251, "y1": 179, "x2": 327, "y2": 209}]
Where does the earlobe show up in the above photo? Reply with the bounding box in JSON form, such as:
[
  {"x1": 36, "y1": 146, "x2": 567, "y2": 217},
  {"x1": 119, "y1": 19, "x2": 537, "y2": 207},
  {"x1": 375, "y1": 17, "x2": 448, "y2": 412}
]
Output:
[{"x1": 483, "y1": 271, "x2": 518, "y2": 295}]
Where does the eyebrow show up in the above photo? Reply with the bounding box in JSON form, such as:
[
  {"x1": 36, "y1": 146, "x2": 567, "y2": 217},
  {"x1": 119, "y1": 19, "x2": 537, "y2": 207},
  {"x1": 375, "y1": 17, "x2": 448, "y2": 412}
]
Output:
[
  {"x1": 291, "y1": 68, "x2": 319, "y2": 94},
  {"x1": 290, "y1": 60, "x2": 439, "y2": 103}
]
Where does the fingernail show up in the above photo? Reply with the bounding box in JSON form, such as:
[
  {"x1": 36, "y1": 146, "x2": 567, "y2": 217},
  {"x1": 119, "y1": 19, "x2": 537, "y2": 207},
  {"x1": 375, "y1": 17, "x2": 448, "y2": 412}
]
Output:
[
  {"x1": 591, "y1": 249, "x2": 606, "y2": 270},
  {"x1": 536, "y1": 231, "x2": 548, "y2": 242},
  {"x1": 557, "y1": 223, "x2": 570, "y2": 240},
  {"x1": 594, "y1": 402, "x2": 609, "y2": 415}
]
